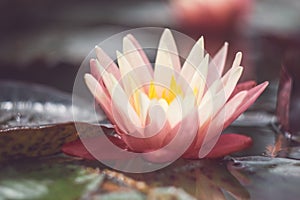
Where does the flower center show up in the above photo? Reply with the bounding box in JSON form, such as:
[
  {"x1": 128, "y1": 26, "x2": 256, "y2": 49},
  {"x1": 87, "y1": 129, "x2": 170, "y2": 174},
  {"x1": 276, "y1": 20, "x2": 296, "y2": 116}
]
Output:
[{"x1": 148, "y1": 76, "x2": 183, "y2": 104}]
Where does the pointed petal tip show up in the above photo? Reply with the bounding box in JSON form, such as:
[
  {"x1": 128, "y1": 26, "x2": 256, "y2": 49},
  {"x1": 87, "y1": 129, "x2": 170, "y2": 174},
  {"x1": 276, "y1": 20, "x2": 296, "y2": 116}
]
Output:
[
  {"x1": 123, "y1": 35, "x2": 132, "y2": 44},
  {"x1": 196, "y1": 36, "x2": 205, "y2": 49},
  {"x1": 116, "y1": 50, "x2": 122, "y2": 57},
  {"x1": 85, "y1": 73, "x2": 97, "y2": 82},
  {"x1": 163, "y1": 28, "x2": 171, "y2": 33},
  {"x1": 161, "y1": 28, "x2": 173, "y2": 40},
  {"x1": 95, "y1": 45, "x2": 102, "y2": 52},
  {"x1": 263, "y1": 80, "x2": 269, "y2": 86},
  {"x1": 257, "y1": 81, "x2": 269, "y2": 90},
  {"x1": 198, "y1": 35, "x2": 204, "y2": 42},
  {"x1": 84, "y1": 73, "x2": 98, "y2": 94},
  {"x1": 84, "y1": 73, "x2": 91, "y2": 78},
  {"x1": 90, "y1": 58, "x2": 95, "y2": 63},
  {"x1": 95, "y1": 46, "x2": 104, "y2": 55},
  {"x1": 125, "y1": 33, "x2": 135, "y2": 40},
  {"x1": 236, "y1": 52, "x2": 243, "y2": 60},
  {"x1": 84, "y1": 73, "x2": 92, "y2": 83},
  {"x1": 261, "y1": 81, "x2": 269, "y2": 90}
]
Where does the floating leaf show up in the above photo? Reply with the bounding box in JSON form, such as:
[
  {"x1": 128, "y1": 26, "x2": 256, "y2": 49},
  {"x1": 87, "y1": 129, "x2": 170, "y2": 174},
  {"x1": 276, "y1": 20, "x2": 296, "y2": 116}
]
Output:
[
  {"x1": 0, "y1": 159, "x2": 103, "y2": 200},
  {"x1": 0, "y1": 81, "x2": 102, "y2": 161}
]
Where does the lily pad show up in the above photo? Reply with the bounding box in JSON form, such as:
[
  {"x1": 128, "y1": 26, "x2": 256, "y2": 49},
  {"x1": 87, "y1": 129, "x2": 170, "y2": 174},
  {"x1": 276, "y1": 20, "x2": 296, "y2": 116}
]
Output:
[
  {"x1": 0, "y1": 158, "x2": 104, "y2": 200},
  {"x1": 0, "y1": 81, "x2": 102, "y2": 161},
  {"x1": 228, "y1": 156, "x2": 300, "y2": 199}
]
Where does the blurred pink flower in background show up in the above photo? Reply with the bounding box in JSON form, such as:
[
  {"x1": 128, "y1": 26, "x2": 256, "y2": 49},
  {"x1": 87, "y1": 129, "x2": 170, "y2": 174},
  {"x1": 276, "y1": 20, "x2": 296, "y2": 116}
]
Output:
[{"x1": 171, "y1": 0, "x2": 252, "y2": 31}]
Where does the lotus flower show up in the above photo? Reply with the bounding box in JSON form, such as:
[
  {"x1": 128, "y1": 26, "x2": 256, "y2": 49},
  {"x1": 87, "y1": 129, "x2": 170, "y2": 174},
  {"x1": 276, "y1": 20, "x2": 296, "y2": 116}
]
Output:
[{"x1": 64, "y1": 29, "x2": 268, "y2": 161}]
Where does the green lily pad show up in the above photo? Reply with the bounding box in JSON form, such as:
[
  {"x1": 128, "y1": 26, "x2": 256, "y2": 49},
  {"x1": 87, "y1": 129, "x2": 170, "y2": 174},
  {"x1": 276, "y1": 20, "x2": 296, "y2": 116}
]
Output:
[{"x1": 0, "y1": 158, "x2": 104, "y2": 200}]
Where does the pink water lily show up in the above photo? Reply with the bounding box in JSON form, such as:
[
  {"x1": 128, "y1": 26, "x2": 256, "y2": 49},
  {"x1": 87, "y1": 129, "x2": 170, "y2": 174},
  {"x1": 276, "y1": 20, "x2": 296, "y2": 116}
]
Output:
[{"x1": 79, "y1": 29, "x2": 268, "y2": 160}]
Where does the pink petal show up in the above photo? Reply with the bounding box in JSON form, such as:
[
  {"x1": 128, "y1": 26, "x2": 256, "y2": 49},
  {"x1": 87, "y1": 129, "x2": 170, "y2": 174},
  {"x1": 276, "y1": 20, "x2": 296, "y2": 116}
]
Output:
[
  {"x1": 197, "y1": 91, "x2": 248, "y2": 158},
  {"x1": 90, "y1": 59, "x2": 103, "y2": 83},
  {"x1": 229, "y1": 80, "x2": 257, "y2": 100},
  {"x1": 120, "y1": 121, "x2": 172, "y2": 153},
  {"x1": 224, "y1": 81, "x2": 269, "y2": 128},
  {"x1": 183, "y1": 133, "x2": 252, "y2": 159},
  {"x1": 158, "y1": 29, "x2": 181, "y2": 72},
  {"x1": 110, "y1": 82, "x2": 143, "y2": 136},
  {"x1": 119, "y1": 99, "x2": 168, "y2": 152},
  {"x1": 62, "y1": 135, "x2": 129, "y2": 160},
  {"x1": 84, "y1": 74, "x2": 114, "y2": 123},
  {"x1": 154, "y1": 29, "x2": 181, "y2": 87},
  {"x1": 205, "y1": 46, "x2": 227, "y2": 87},
  {"x1": 144, "y1": 109, "x2": 199, "y2": 163},
  {"x1": 210, "y1": 42, "x2": 228, "y2": 76},
  {"x1": 205, "y1": 133, "x2": 253, "y2": 158},
  {"x1": 120, "y1": 45, "x2": 152, "y2": 91},
  {"x1": 126, "y1": 34, "x2": 154, "y2": 76},
  {"x1": 95, "y1": 46, "x2": 121, "y2": 80},
  {"x1": 89, "y1": 59, "x2": 111, "y2": 95},
  {"x1": 183, "y1": 119, "x2": 210, "y2": 158},
  {"x1": 180, "y1": 36, "x2": 205, "y2": 82}
]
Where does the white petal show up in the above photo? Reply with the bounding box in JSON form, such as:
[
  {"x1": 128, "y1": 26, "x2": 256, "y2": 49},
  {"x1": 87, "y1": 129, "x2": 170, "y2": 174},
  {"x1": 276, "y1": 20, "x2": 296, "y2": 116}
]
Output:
[
  {"x1": 117, "y1": 50, "x2": 132, "y2": 79},
  {"x1": 123, "y1": 35, "x2": 152, "y2": 82},
  {"x1": 138, "y1": 92, "x2": 151, "y2": 125},
  {"x1": 182, "y1": 94, "x2": 196, "y2": 117},
  {"x1": 187, "y1": 54, "x2": 209, "y2": 104},
  {"x1": 101, "y1": 72, "x2": 115, "y2": 97},
  {"x1": 108, "y1": 74, "x2": 142, "y2": 134},
  {"x1": 84, "y1": 73, "x2": 115, "y2": 123},
  {"x1": 210, "y1": 42, "x2": 228, "y2": 76},
  {"x1": 180, "y1": 36, "x2": 204, "y2": 81},
  {"x1": 198, "y1": 91, "x2": 247, "y2": 158},
  {"x1": 144, "y1": 100, "x2": 167, "y2": 138},
  {"x1": 84, "y1": 73, "x2": 109, "y2": 103},
  {"x1": 126, "y1": 34, "x2": 154, "y2": 76},
  {"x1": 198, "y1": 66, "x2": 243, "y2": 125},
  {"x1": 154, "y1": 29, "x2": 180, "y2": 87},
  {"x1": 219, "y1": 91, "x2": 248, "y2": 124},
  {"x1": 222, "y1": 52, "x2": 243, "y2": 84},
  {"x1": 221, "y1": 66, "x2": 243, "y2": 100},
  {"x1": 232, "y1": 52, "x2": 243, "y2": 69},
  {"x1": 167, "y1": 97, "x2": 182, "y2": 128},
  {"x1": 95, "y1": 46, "x2": 120, "y2": 80},
  {"x1": 198, "y1": 91, "x2": 215, "y2": 126},
  {"x1": 158, "y1": 98, "x2": 169, "y2": 113},
  {"x1": 205, "y1": 42, "x2": 229, "y2": 87},
  {"x1": 116, "y1": 51, "x2": 140, "y2": 98},
  {"x1": 166, "y1": 95, "x2": 195, "y2": 128},
  {"x1": 90, "y1": 58, "x2": 104, "y2": 78}
]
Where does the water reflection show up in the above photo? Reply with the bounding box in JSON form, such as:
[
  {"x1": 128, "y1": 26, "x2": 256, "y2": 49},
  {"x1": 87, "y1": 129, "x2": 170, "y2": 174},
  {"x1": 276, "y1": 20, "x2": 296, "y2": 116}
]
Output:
[{"x1": 131, "y1": 159, "x2": 250, "y2": 199}]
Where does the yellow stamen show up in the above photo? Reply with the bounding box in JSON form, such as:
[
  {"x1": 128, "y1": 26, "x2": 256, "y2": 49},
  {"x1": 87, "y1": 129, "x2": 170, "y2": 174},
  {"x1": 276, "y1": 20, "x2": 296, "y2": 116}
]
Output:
[
  {"x1": 170, "y1": 76, "x2": 183, "y2": 97},
  {"x1": 161, "y1": 88, "x2": 175, "y2": 104},
  {"x1": 193, "y1": 87, "x2": 198, "y2": 97},
  {"x1": 132, "y1": 89, "x2": 141, "y2": 116},
  {"x1": 127, "y1": 76, "x2": 142, "y2": 117},
  {"x1": 147, "y1": 76, "x2": 183, "y2": 105},
  {"x1": 148, "y1": 81, "x2": 158, "y2": 99}
]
